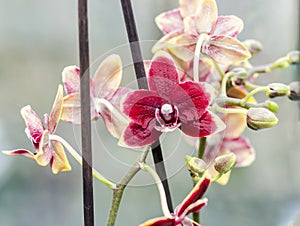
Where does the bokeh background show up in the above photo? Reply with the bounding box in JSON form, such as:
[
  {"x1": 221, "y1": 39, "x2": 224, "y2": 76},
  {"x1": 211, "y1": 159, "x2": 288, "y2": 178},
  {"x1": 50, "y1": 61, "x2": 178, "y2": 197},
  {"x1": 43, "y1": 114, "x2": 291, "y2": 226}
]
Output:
[{"x1": 0, "y1": 0, "x2": 299, "y2": 225}]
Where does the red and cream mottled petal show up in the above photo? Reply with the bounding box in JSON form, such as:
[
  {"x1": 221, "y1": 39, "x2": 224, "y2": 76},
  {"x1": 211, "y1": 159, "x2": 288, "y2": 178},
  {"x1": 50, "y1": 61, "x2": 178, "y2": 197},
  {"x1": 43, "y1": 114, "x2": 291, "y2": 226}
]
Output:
[
  {"x1": 118, "y1": 121, "x2": 161, "y2": 148},
  {"x1": 172, "y1": 82, "x2": 216, "y2": 120},
  {"x1": 62, "y1": 65, "x2": 80, "y2": 94},
  {"x1": 176, "y1": 177, "x2": 211, "y2": 217},
  {"x1": 222, "y1": 136, "x2": 255, "y2": 167},
  {"x1": 168, "y1": 45, "x2": 195, "y2": 62},
  {"x1": 155, "y1": 9, "x2": 184, "y2": 35},
  {"x1": 181, "y1": 198, "x2": 208, "y2": 217},
  {"x1": 139, "y1": 216, "x2": 175, "y2": 226},
  {"x1": 2, "y1": 149, "x2": 35, "y2": 159},
  {"x1": 21, "y1": 105, "x2": 45, "y2": 144},
  {"x1": 61, "y1": 93, "x2": 98, "y2": 124},
  {"x1": 152, "y1": 31, "x2": 182, "y2": 53},
  {"x1": 50, "y1": 140, "x2": 72, "y2": 174},
  {"x1": 202, "y1": 35, "x2": 251, "y2": 64},
  {"x1": 93, "y1": 54, "x2": 122, "y2": 100},
  {"x1": 195, "y1": 0, "x2": 218, "y2": 34},
  {"x1": 48, "y1": 85, "x2": 64, "y2": 133},
  {"x1": 35, "y1": 130, "x2": 52, "y2": 166},
  {"x1": 148, "y1": 52, "x2": 180, "y2": 98},
  {"x1": 183, "y1": 15, "x2": 198, "y2": 36},
  {"x1": 122, "y1": 90, "x2": 166, "y2": 128},
  {"x1": 180, "y1": 110, "x2": 225, "y2": 137},
  {"x1": 212, "y1": 15, "x2": 244, "y2": 37},
  {"x1": 179, "y1": 0, "x2": 199, "y2": 17}
]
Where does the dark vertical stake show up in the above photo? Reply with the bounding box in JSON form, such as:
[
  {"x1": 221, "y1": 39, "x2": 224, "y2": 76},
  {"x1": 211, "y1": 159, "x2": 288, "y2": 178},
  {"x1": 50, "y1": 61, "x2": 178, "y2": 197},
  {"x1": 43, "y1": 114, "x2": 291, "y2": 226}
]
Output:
[
  {"x1": 78, "y1": 0, "x2": 94, "y2": 225},
  {"x1": 120, "y1": 0, "x2": 173, "y2": 212}
]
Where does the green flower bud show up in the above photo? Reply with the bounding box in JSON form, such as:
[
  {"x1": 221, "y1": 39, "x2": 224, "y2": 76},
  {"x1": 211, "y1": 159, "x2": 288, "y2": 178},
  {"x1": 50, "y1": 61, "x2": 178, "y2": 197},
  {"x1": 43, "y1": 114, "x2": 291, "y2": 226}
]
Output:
[
  {"x1": 214, "y1": 153, "x2": 237, "y2": 174},
  {"x1": 272, "y1": 57, "x2": 290, "y2": 69},
  {"x1": 263, "y1": 100, "x2": 279, "y2": 113},
  {"x1": 288, "y1": 81, "x2": 300, "y2": 101},
  {"x1": 243, "y1": 39, "x2": 263, "y2": 55},
  {"x1": 267, "y1": 83, "x2": 290, "y2": 98},
  {"x1": 185, "y1": 155, "x2": 206, "y2": 175},
  {"x1": 246, "y1": 107, "x2": 278, "y2": 130},
  {"x1": 287, "y1": 51, "x2": 300, "y2": 64}
]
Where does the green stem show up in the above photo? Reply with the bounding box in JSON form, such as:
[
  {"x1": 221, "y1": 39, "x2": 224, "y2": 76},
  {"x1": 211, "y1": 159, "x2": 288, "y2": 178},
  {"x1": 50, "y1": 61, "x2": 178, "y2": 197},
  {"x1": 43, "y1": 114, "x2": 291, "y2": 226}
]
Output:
[
  {"x1": 198, "y1": 137, "x2": 207, "y2": 159},
  {"x1": 106, "y1": 148, "x2": 150, "y2": 226},
  {"x1": 212, "y1": 104, "x2": 248, "y2": 115},
  {"x1": 50, "y1": 134, "x2": 116, "y2": 189},
  {"x1": 140, "y1": 163, "x2": 172, "y2": 218},
  {"x1": 213, "y1": 61, "x2": 225, "y2": 79},
  {"x1": 193, "y1": 33, "x2": 209, "y2": 82},
  {"x1": 240, "y1": 86, "x2": 268, "y2": 106},
  {"x1": 220, "y1": 72, "x2": 235, "y2": 97}
]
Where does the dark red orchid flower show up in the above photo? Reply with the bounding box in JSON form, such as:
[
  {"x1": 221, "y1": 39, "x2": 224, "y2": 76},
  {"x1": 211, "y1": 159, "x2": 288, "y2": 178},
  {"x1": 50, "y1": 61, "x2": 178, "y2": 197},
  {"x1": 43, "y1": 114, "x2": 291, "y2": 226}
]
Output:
[{"x1": 119, "y1": 51, "x2": 225, "y2": 148}]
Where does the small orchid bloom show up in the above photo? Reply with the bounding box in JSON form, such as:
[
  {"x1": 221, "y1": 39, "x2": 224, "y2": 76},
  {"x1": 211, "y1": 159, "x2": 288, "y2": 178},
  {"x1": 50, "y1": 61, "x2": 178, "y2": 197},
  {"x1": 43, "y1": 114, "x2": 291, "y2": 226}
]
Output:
[
  {"x1": 153, "y1": 0, "x2": 251, "y2": 65},
  {"x1": 3, "y1": 85, "x2": 71, "y2": 174},
  {"x1": 119, "y1": 51, "x2": 225, "y2": 148},
  {"x1": 61, "y1": 54, "x2": 129, "y2": 138},
  {"x1": 140, "y1": 176, "x2": 211, "y2": 226}
]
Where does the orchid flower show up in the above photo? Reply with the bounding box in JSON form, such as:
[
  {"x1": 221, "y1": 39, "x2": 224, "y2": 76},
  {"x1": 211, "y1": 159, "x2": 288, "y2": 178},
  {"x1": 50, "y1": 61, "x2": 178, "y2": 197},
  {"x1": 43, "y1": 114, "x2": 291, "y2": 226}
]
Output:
[
  {"x1": 153, "y1": 0, "x2": 250, "y2": 66},
  {"x1": 61, "y1": 54, "x2": 129, "y2": 138},
  {"x1": 119, "y1": 51, "x2": 225, "y2": 148},
  {"x1": 140, "y1": 176, "x2": 211, "y2": 226},
  {"x1": 3, "y1": 85, "x2": 71, "y2": 174}
]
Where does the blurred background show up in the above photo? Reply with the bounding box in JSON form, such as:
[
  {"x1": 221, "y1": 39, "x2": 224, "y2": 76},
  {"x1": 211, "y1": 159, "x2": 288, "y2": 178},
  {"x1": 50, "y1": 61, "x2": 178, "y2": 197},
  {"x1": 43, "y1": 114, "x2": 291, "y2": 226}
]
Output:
[{"x1": 0, "y1": 0, "x2": 299, "y2": 225}]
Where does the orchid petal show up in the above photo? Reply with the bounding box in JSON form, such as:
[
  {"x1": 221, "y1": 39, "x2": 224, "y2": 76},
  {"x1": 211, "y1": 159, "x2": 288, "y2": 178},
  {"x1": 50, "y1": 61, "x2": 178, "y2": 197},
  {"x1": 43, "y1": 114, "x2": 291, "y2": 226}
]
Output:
[
  {"x1": 169, "y1": 45, "x2": 195, "y2": 62},
  {"x1": 122, "y1": 90, "x2": 166, "y2": 128},
  {"x1": 139, "y1": 216, "x2": 174, "y2": 226},
  {"x1": 182, "y1": 198, "x2": 208, "y2": 216},
  {"x1": 213, "y1": 15, "x2": 244, "y2": 37},
  {"x1": 2, "y1": 149, "x2": 35, "y2": 159},
  {"x1": 93, "y1": 54, "x2": 122, "y2": 100},
  {"x1": 195, "y1": 0, "x2": 218, "y2": 34},
  {"x1": 223, "y1": 110, "x2": 246, "y2": 139},
  {"x1": 62, "y1": 65, "x2": 80, "y2": 94},
  {"x1": 222, "y1": 136, "x2": 255, "y2": 167},
  {"x1": 21, "y1": 105, "x2": 45, "y2": 146},
  {"x1": 202, "y1": 35, "x2": 251, "y2": 64},
  {"x1": 176, "y1": 177, "x2": 211, "y2": 217},
  {"x1": 148, "y1": 52, "x2": 180, "y2": 98},
  {"x1": 152, "y1": 31, "x2": 182, "y2": 53},
  {"x1": 179, "y1": 0, "x2": 199, "y2": 17},
  {"x1": 61, "y1": 93, "x2": 98, "y2": 124},
  {"x1": 155, "y1": 9, "x2": 184, "y2": 35},
  {"x1": 50, "y1": 140, "x2": 71, "y2": 174},
  {"x1": 35, "y1": 130, "x2": 52, "y2": 166},
  {"x1": 172, "y1": 82, "x2": 216, "y2": 120},
  {"x1": 183, "y1": 15, "x2": 198, "y2": 35},
  {"x1": 180, "y1": 110, "x2": 225, "y2": 137},
  {"x1": 118, "y1": 121, "x2": 161, "y2": 148},
  {"x1": 48, "y1": 85, "x2": 64, "y2": 133}
]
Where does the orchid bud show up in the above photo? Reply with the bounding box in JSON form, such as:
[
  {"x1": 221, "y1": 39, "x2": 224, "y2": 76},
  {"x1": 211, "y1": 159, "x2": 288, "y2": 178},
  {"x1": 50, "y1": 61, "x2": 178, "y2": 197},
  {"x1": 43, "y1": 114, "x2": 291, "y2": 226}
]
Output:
[
  {"x1": 185, "y1": 155, "x2": 206, "y2": 175},
  {"x1": 243, "y1": 39, "x2": 263, "y2": 55},
  {"x1": 287, "y1": 51, "x2": 300, "y2": 64},
  {"x1": 214, "y1": 153, "x2": 237, "y2": 174},
  {"x1": 246, "y1": 107, "x2": 278, "y2": 130},
  {"x1": 263, "y1": 100, "x2": 279, "y2": 113},
  {"x1": 267, "y1": 83, "x2": 290, "y2": 98},
  {"x1": 288, "y1": 81, "x2": 300, "y2": 101},
  {"x1": 272, "y1": 57, "x2": 290, "y2": 69}
]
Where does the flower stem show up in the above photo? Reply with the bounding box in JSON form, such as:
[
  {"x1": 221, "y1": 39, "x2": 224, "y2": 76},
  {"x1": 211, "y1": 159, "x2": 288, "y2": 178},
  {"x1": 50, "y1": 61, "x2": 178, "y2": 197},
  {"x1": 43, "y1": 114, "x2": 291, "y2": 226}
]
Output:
[
  {"x1": 240, "y1": 86, "x2": 269, "y2": 106},
  {"x1": 106, "y1": 148, "x2": 150, "y2": 226},
  {"x1": 198, "y1": 137, "x2": 207, "y2": 159},
  {"x1": 220, "y1": 72, "x2": 235, "y2": 97},
  {"x1": 50, "y1": 135, "x2": 116, "y2": 189},
  {"x1": 193, "y1": 33, "x2": 209, "y2": 82},
  {"x1": 78, "y1": 0, "x2": 94, "y2": 225},
  {"x1": 139, "y1": 163, "x2": 172, "y2": 218}
]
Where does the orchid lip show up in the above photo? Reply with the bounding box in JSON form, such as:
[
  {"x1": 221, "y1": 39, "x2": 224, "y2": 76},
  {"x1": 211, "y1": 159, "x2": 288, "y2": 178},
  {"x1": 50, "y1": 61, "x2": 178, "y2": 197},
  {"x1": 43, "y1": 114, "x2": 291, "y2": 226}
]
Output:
[{"x1": 154, "y1": 104, "x2": 180, "y2": 132}]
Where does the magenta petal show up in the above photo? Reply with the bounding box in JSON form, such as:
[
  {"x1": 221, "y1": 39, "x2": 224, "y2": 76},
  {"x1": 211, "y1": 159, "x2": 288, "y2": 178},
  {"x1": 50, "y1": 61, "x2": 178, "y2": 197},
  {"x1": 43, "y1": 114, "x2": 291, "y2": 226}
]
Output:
[
  {"x1": 172, "y1": 82, "x2": 214, "y2": 120},
  {"x1": 148, "y1": 52, "x2": 180, "y2": 98},
  {"x1": 180, "y1": 111, "x2": 224, "y2": 137},
  {"x1": 122, "y1": 90, "x2": 167, "y2": 128},
  {"x1": 21, "y1": 105, "x2": 45, "y2": 144},
  {"x1": 120, "y1": 122, "x2": 161, "y2": 148},
  {"x1": 176, "y1": 177, "x2": 210, "y2": 217},
  {"x1": 140, "y1": 216, "x2": 175, "y2": 226},
  {"x1": 2, "y1": 149, "x2": 35, "y2": 159},
  {"x1": 155, "y1": 9, "x2": 184, "y2": 35},
  {"x1": 183, "y1": 198, "x2": 208, "y2": 216},
  {"x1": 213, "y1": 16, "x2": 244, "y2": 37},
  {"x1": 222, "y1": 136, "x2": 255, "y2": 167}
]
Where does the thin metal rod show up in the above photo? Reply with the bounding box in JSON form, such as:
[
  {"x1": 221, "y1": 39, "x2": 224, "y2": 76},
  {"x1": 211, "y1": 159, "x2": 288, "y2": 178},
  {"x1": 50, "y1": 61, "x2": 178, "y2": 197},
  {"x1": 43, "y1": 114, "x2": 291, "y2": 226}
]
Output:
[
  {"x1": 120, "y1": 0, "x2": 173, "y2": 212},
  {"x1": 78, "y1": 0, "x2": 94, "y2": 225}
]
